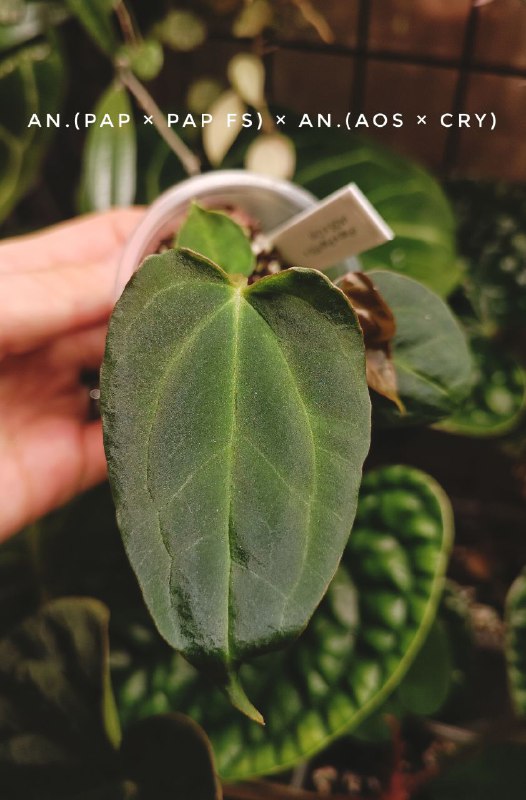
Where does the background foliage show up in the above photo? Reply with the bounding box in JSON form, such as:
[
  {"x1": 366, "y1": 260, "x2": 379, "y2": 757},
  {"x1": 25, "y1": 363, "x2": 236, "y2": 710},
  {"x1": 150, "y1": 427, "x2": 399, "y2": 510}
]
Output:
[{"x1": 1, "y1": 2, "x2": 526, "y2": 799}]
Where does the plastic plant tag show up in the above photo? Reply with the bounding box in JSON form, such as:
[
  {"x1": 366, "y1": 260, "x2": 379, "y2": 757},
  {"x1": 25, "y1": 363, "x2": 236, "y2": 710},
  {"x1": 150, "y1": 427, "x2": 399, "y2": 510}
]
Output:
[{"x1": 265, "y1": 183, "x2": 394, "y2": 269}]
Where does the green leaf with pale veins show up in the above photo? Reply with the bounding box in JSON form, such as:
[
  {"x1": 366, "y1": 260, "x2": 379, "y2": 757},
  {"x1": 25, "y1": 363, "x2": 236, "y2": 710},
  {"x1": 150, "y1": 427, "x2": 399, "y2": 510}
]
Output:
[
  {"x1": 176, "y1": 203, "x2": 256, "y2": 277},
  {"x1": 369, "y1": 270, "x2": 474, "y2": 425},
  {"x1": 101, "y1": 248, "x2": 371, "y2": 723},
  {"x1": 114, "y1": 465, "x2": 453, "y2": 780},
  {"x1": 226, "y1": 127, "x2": 463, "y2": 293}
]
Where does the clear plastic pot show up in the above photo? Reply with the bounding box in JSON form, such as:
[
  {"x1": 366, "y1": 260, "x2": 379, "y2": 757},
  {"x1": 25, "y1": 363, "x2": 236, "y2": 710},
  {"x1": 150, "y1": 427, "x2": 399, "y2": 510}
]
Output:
[{"x1": 115, "y1": 169, "x2": 359, "y2": 299}]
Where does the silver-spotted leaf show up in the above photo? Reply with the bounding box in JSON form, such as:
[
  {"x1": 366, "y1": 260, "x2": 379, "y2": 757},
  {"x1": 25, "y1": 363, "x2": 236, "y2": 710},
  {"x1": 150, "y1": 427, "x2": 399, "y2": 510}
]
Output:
[
  {"x1": 114, "y1": 465, "x2": 453, "y2": 780},
  {"x1": 101, "y1": 249, "x2": 371, "y2": 722},
  {"x1": 369, "y1": 270, "x2": 473, "y2": 425},
  {"x1": 397, "y1": 618, "x2": 453, "y2": 716},
  {"x1": 447, "y1": 181, "x2": 526, "y2": 329},
  {"x1": 176, "y1": 204, "x2": 255, "y2": 276},
  {"x1": 438, "y1": 334, "x2": 526, "y2": 437}
]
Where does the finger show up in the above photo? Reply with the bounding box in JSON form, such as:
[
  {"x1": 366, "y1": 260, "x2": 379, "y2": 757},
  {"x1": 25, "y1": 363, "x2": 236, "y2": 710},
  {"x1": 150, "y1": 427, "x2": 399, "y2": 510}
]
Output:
[
  {"x1": 0, "y1": 207, "x2": 144, "y2": 274},
  {"x1": 0, "y1": 261, "x2": 116, "y2": 358},
  {"x1": 0, "y1": 420, "x2": 107, "y2": 544},
  {"x1": 48, "y1": 324, "x2": 108, "y2": 371},
  {"x1": 79, "y1": 420, "x2": 108, "y2": 492}
]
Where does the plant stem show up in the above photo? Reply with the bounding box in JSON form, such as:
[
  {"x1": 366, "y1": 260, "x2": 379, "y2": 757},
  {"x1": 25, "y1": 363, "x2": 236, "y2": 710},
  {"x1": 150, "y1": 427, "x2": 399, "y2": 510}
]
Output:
[
  {"x1": 117, "y1": 67, "x2": 201, "y2": 177},
  {"x1": 115, "y1": 0, "x2": 139, "y2": 46}
]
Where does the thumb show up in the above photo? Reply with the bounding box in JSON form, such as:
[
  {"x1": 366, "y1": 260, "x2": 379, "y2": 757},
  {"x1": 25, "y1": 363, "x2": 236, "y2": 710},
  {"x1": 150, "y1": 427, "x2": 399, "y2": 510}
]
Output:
[{"x1": 0, "y1": 260, "x2": 117, "y2": 359}]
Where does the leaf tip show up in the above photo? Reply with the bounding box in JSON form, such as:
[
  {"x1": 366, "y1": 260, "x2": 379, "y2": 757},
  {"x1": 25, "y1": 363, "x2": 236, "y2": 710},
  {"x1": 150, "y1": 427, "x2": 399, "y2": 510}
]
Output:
[{"x1": 225, "y1": 673, "x2": 265, "y2": 726}]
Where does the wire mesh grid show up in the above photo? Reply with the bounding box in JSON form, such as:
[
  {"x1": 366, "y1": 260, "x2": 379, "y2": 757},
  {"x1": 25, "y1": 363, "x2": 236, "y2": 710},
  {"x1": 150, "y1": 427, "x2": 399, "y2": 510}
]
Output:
[{"x1": 197, "y1": 0, "x2": 526, "y2": 179}]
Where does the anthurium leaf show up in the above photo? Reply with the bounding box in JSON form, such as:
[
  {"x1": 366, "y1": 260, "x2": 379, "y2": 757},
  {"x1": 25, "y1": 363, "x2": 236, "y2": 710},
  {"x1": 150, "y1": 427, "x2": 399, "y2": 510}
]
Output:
[
  {"x1": 291, "y1": 129, "x2": 460, "y2": 297},
  {"x1": 0, "y1": 597, "x2": 121, "y2": 799},
  {"x1": 78, "y1": 83, "x2": 136, "y2": 212},
  {"x1": 176, "y1": 203, "x2": 255, "y2": 276},
  {"x1": 114, "y1": 465, "x2": 452, "y2": 780},
  {"x1": 121, "y1": 714, "x2": 221, "y2": 800},
  {"x1": 101, "y1": 248, "x2": 371, "y2": 723},
  {"x1": 369, "y1": 271, "x2": 473, "y2": 425},
  {"x1": 0, "y1": 38, "x2": 64, "y2": 223},
  {"x1": 505, "y1": 569, "x2": 526, "y2": 716},
  {"x1": 64, "y1": 0, "x2": 117, "y2": 55},
  {"x1": 437, "y1": 334, "x2": 526, "y2": 437}
]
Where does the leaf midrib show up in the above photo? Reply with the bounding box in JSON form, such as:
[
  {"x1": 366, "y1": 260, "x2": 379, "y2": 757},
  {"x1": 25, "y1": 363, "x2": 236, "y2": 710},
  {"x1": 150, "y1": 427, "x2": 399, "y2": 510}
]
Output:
[
  {"x1": 239, "y1": 299, "x2": 318, "y2": 636},
  {"x1": 143, "y1": 278, "x2": 319, "y2": 658},
  {"x1": 226, "y1": 289, "x2": 243, "y2": 664}
]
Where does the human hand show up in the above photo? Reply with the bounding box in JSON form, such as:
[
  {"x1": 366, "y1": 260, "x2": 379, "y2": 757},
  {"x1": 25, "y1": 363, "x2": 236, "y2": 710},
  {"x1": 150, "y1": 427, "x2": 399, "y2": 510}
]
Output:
[{"x1": 0, "y1": 208, "x2": 144, "y2": 542}]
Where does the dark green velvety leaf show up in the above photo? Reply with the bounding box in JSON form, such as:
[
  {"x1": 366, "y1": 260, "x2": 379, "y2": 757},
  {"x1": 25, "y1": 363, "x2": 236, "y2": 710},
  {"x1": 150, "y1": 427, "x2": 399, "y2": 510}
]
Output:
[
  {"x1": 121, "y1": 714, "x2": 221, "y2": 800},
  {"x1": 0, "y1": 598, "x2": 121, "y2": 799},
  {"x1": 0, "y1": 38, "x2": 64, "y2": 223},
  {"x1": 447, "y1": 181, "x2": 526, "y2": 329},
  {"x1": 176, "y1": 203, "x2": 255, "y2": 276},
  {"x1": 505, "y1": 569, "x2": 526, "y2": 717},
  {"x1": 64, "y1": 0, "x2": 117, "y2": 55},
  {"x1": 438, "y1": 334, "x2": 526, "y2": 437},
  {"x1": 79, "y1": 84, "x2": 137, "y2": 212},
  {"x1": 101, "y1": 248, "x2": 370, "y2": 722},
  {"x1": 369, "y1": 270, "x2": 473, "y2": 425},
  {"x1": 114, "y1": 465, "x2": 453, "y2": 780},
  {"x1": 292, "y1": 129, "x2": 460, "y2": 297}
]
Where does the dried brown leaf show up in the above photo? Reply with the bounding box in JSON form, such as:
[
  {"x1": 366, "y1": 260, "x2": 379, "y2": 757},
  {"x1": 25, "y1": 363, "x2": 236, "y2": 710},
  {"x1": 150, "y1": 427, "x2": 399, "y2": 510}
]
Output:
[{"x1": 338, "y1": 272, "x2": 404, "y2": 412}]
